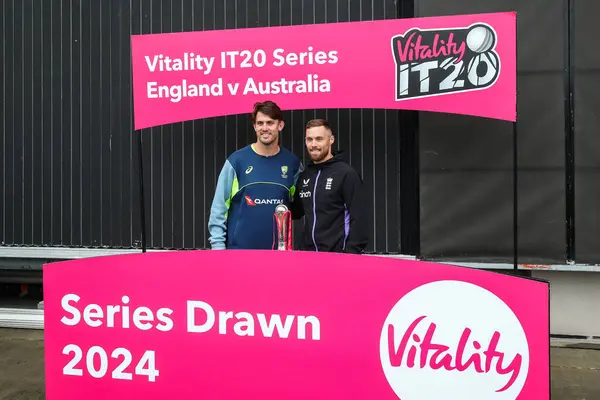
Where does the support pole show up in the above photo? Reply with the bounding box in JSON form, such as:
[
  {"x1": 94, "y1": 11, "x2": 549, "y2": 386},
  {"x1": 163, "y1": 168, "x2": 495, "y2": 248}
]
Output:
[
  {"x1": 137, "y1": 131, "x2": 148, "y2": 253},
  {"x1": 513, "y1": 16, "x2": 519, "y2": 270},
  {"x1": 564, "y1": 0, "x2": 576, "y2": 262},
  {"x1": 513, "y1": 121, "x2": 518, "y2": 270}
]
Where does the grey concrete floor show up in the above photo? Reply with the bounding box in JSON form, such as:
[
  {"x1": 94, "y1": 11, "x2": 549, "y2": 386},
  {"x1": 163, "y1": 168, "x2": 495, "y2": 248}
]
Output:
[
  {"x1": 550, "y1": 340, "x2": 600, "y2": 400},
  {"x1": 0, "y1": 328, "x2": 597, "y2": 399}
]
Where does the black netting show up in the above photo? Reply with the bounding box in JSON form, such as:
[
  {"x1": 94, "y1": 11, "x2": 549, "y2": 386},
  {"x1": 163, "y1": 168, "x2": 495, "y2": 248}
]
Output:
[
  {"x1": 416, "y1": 0, "x2": 566, "y2": 263},
  {"x1": 574, "y1": 2, "x2": 600, "y2": 263}
]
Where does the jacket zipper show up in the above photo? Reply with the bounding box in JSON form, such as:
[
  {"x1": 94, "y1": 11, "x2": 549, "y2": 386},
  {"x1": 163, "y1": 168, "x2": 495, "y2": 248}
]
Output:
[{"x1": 311, "y1": 170, "x2": 321, "y2": 251}]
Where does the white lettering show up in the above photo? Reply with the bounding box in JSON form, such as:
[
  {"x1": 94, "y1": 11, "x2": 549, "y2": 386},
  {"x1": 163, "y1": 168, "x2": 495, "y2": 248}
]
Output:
[
  {"x1": 227, "y1": 82, "x2": 240, "y2": 95},
  {"x1": 205, "y1": 56, "x2": 215, "y2": 74},
  {"x1": 218, "y1": 311, "x2": 233, "y2": 334},
  {"x1": 297, "y1": 316, "x2": 321, "y2": 340},
  {"x1": 187, "y1": 300, "x2": 215, "y2": 333},
  {"x1": 147, "y1": 79, "x2": 224, "y2": 102},
  {"x1": 221, "y1": 50, "x2": 239, "y2": 68},
  {"x1": 83, "y1": 304, "x2": 103, "y2": 327},
  {"x1": 155, "y1": 308, "x2": 174, "y2": 332},
  {"x1": 144, "y1": 53, "x2": 215, "y2": 74},
  {"x1": 257, "y1": 314, "x2": 294, "y2": 339},
  {"x1": 243, "y1": 75, "x2": 330, "y2": 96},
  {"x1": 253, "y1": 198, "x2": 284, "y2": 205},
  {"x1": 186, "y1": 300, "x2": 320, "y2": 341},
  {"x1": 144, "y1": 55, "x2": 159, "y2": 72},
  {"x1": 147, "y1": 82, "x2": 158, "y2": 99},
  {"x1": 233, "y1": 312, "x2": 254, "y2": 336},
  {"x1": 61, "y1": 293, "x2": 82, "y2": 325},
  {"x1": 272, "y1": 47, "x2": 339, "y2": 67},
  {"x1": 220, "y1": 50, "x2": 268, "y2": 68},
  {"x1": 132, "y1": 306, "x2": 154, "y2": 331},
  {"x1": 63, "y1": 344, "x2": 160, "y2": 382},
  {"x1": 59, "y1": 293, "x2": 174, "y2": 332},
  {"x1": 411, "y1": 60, "x2": 438, "y2": 93},
  {"x1": 106, "y1": 305, "x2": 120, "y2": 328}
]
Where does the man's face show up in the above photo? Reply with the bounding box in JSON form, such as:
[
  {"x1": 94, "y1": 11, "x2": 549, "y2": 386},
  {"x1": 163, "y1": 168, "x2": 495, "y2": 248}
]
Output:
[
  {"x1": 253, "y1": 112, "x2": 283, "y2": 146},
  {"x1": 305, "y1": 126, "x2": 334, "y2": 162}
]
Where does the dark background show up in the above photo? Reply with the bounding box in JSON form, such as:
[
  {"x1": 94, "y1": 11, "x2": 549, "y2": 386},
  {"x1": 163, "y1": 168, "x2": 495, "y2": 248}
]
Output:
[
  {"x1": 0, "y1": 0, "x2": 596, "y2": 265},
  {"x1": 416, "y1": 0, "x2": 565, "y2": 263}
]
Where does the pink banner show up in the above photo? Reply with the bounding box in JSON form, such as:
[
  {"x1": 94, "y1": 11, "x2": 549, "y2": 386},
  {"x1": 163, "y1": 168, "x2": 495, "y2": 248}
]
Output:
[
  {"x1": 131, "y1": 12, "x2": 516, "y2": 130},
  {"x1": 44, "y1": 250, "x2": 548, "y2": 399}
]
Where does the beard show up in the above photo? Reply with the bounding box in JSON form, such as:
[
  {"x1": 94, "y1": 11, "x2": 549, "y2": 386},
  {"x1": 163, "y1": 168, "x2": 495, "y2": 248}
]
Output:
[{"x1": 309, "y1": 149, "x2": 329, "y2": 162}]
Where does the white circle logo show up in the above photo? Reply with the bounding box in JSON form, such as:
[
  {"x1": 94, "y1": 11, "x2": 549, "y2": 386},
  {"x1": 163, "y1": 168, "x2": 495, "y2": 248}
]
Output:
[{"x1": 380, "y1": 280, "x2": 529, "y2": 400}]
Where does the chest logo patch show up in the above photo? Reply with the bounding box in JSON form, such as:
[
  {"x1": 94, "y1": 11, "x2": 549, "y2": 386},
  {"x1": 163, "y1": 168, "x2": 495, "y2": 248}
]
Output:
[
  {"x1": 281, "y1": 166, "x2": 288, "y2": 178},
  {"x1": 245, "y1": 166, "x2": 253, "y2": 174},
  {"x1": 326, "y1": 177, "x2": 333, "y2": 190}
]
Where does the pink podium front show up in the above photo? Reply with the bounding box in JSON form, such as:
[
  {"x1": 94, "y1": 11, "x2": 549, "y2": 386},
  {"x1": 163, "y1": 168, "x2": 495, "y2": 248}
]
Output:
[{"x1": 43, "y1": 250, "x2": 549, "y2": 399}]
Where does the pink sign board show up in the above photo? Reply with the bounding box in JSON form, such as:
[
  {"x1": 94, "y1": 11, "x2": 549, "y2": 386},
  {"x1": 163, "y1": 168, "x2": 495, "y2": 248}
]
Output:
[
  {"x1": 44, "y1": 250, "x2": 548, "y2": 399},
  {"x1": 131, "y1": 12, "x2": 516, "y2": 130}
]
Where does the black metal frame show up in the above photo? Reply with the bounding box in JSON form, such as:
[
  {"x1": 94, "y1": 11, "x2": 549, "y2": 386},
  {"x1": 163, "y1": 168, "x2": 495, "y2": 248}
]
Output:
[
  {"x1": 513, "y1": 20, "x2": 519, "y2": 270},
  {"x1": 137, "y1": 132, "x2": 147, "y2": 253},
  {"x1": 564, "y1": 0, "x2": 576, "y2": 263},
  {"x1": 134, "y1": 1, "x2": 525, "y2": 261},
  {"x1": 134, "y1": 0, "x2": 421, "y2": 256},
  {"x1": 397, "y1": 0, "x2": 421, "y2": 258}
]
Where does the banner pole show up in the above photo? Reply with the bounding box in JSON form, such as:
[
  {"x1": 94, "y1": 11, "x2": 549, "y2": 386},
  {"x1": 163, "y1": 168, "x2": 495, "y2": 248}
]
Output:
[
  {"x1": 137, "y1": 131, "x2": 148, "y2": 253},
  {"x1": 513, "y1": 121, "x2": 518, "y2": 270},
  {"x1": 513, "y1": 16, "x2": 519, "y2": 270}
]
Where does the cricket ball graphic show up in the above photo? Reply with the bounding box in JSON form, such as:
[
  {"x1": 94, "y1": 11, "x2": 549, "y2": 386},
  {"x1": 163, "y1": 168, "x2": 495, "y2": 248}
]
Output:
[{"x1": 466, "y1": 25, "x2": 495, "y2": 54}]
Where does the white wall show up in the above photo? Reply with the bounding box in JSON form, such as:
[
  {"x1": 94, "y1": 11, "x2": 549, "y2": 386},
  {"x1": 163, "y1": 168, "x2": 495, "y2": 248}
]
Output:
[{"x1": 532, "y1": 271, "x2": 600, "y2": 337}]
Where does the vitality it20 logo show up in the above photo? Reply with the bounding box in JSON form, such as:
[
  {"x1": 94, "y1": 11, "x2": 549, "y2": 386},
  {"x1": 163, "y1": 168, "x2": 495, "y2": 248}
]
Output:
[{"x1": 391, "y1": 23, "x2": 501, "y2": 100}]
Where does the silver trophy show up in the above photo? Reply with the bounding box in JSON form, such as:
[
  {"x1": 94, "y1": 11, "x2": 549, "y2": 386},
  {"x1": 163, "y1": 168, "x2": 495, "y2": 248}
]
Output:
[{"x1": 274, "y1": 204, "x2": 292, "y2": 250}]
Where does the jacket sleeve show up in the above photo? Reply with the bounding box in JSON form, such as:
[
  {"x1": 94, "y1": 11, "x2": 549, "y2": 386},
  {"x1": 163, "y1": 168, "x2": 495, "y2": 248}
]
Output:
[
  {"x1": 289, "y1": 162, "x2": 305, "y2": 220},
  {"x1": 341, "y1": 169, "x2": 370, "y2": 254},
  {"x1": 208, "y1": 160, "x2": 237, "y2": 250}
]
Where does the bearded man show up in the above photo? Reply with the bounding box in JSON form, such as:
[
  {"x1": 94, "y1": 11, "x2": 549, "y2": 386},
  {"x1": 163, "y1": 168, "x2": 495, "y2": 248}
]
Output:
[{"x1": 290, "y1": 119, "x2": 369, "y2": 254}]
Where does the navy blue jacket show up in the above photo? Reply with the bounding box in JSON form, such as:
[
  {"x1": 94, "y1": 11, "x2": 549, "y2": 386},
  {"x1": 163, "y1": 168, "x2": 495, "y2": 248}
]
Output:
[
  {"x1": 208, "y1": 144, "x2": 302, "y2": 250},
  {"x1": 290, "y1": 152, "x2": 369, "y2": 254}
]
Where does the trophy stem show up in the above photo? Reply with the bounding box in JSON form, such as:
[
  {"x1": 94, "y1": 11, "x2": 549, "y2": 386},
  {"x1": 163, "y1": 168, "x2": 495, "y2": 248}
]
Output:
[{"x1": 273, "y1": 204, "x2": 293, "y2": 251}]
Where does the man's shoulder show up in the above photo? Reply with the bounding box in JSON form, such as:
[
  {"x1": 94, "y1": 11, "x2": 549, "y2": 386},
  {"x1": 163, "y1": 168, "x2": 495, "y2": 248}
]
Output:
[
  {"x1": 332, "y1": 161, "x2": 362, "y2": 181},
  {"x1": 298, "y1": 167, "x2": 313, "y2": 179},
  {"x1": 278, "y1": 147, "x2": 302, "y2": 166},
  {"x1": 226, "y1": 145, "x2": 254, "y2": 167},
  {"x1": 228, "y1": 145, "x2": 253, "y2": 159},
  {"x1": 328, "y1": 158, "x2": 354, "y2": 172}
]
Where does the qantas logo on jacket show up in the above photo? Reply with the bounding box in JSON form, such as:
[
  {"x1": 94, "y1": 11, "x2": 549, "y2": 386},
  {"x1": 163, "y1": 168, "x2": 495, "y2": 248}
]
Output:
[{"x1": 245, "y1": 196, "x2": 284, "y2": 206}]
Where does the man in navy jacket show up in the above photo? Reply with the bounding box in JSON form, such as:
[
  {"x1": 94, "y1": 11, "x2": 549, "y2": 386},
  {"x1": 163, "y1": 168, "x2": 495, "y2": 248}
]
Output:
[
  {"x1": 208, "y1": 101, "x2": 302, "y2": 250},
  {"x1": 291, "y1": 119, "x2": 370, "y2": 254}
]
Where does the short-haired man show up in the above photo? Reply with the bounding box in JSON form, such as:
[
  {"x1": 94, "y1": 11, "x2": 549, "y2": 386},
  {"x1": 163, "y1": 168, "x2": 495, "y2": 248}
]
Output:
[
  {"x1": 291, "y1": 119, "x2": 369, "y2": 254},
  {"x1": 208, "y1": 101, "x2": 302, "y2": 250}
]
